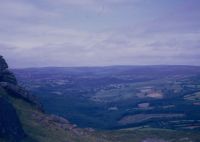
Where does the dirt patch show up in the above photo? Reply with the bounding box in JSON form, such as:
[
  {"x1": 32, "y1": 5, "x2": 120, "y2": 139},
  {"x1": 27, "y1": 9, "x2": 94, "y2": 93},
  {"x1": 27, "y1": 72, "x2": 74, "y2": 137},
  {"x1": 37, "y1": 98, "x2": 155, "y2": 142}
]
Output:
[
  {"x1": 138, "y1": 103, "x2": 150, "y2": 108},
  {"x1": 147, "y1": 92, "x2": 163, "y2": 99}
]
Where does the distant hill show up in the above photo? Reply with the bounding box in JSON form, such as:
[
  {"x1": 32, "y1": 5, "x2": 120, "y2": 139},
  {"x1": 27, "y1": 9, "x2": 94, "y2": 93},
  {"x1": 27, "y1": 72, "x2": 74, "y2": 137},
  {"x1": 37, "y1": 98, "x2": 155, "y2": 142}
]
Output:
[{"x1": 1, "y1": 55, "x2": 200, "y2": 142}]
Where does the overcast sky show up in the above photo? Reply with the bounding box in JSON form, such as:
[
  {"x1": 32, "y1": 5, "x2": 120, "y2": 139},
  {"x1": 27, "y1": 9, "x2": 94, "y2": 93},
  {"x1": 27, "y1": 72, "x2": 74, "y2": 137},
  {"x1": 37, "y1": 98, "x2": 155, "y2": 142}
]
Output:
[{"x1": 0, "y1": 0, "x2": 200, "y2": 68}]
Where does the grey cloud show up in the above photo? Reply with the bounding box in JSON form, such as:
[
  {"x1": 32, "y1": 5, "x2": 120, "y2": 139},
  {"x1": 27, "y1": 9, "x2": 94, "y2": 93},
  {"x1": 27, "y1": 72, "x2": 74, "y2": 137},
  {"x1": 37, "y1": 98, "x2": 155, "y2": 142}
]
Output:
[{"x1": 0, "y1": 0, "x2": 200, "y2": 67}]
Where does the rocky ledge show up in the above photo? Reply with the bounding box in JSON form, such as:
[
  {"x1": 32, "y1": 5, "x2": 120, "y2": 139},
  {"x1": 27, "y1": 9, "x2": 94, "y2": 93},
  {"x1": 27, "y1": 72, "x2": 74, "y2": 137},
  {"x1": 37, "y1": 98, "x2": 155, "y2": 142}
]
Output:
[
  {"x1": 0, "y1": 56, "x2": 17, "y2": 85},
  {"x1": 0, "y1": 56, "x2": 34, "y2": 142}
]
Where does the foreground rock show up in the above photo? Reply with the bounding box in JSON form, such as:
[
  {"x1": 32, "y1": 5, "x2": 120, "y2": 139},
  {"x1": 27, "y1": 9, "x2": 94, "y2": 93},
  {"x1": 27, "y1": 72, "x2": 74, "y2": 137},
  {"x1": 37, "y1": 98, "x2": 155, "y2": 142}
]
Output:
[{"x1": 0, "y1": 56, "x2": 17, "y2": 85}]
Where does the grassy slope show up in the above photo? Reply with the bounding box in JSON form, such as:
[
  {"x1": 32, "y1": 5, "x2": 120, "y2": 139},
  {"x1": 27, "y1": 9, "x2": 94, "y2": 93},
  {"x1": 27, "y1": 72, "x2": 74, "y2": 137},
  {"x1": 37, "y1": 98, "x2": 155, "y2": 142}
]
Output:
[
  {"x1": 1, "y1": 87, "x2": 200, "y2": 142},
  {"x1": 0, "y1": 87, "x2": 110, "y2": 142},
  {"x1": 101, "y1": 128, "x2": 200, "y2": 142}
]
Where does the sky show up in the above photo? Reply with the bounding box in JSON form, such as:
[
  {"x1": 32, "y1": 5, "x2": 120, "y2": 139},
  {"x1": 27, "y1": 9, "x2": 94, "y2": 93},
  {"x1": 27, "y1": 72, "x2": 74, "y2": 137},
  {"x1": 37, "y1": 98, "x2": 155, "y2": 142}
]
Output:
[{"x1": 0, "y1": 0, "x2": 200, "y2": 68}]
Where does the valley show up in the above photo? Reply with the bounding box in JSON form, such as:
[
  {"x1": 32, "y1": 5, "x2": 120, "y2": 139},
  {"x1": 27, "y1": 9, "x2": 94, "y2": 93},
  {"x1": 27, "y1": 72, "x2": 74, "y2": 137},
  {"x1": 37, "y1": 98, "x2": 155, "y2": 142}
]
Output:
[{"x1": 13, "y1": 66, "x2": 200, "y2": 130}]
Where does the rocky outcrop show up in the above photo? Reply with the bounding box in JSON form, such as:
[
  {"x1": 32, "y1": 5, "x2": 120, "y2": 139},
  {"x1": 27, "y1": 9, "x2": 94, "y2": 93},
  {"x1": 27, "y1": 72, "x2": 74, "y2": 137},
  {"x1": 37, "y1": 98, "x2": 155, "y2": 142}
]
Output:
[
  {"x1": 0, "y1": 56, "x2": 17, "y2": 85},
  {"x1": 0, "y1": 82, "x2": 42, "y2": 108},
  {"x1": 0, "y1": 56, "x2": 26, "y2": 141},
  {"x1": 0, "y1": 96, "x2": 25, "y2": 142},
  {"x1": 0, "y1": 56, "x2": 8, "y2": 71},
  {"x1": 0, "y1": 56, "x2": 42, "y2": 109}
]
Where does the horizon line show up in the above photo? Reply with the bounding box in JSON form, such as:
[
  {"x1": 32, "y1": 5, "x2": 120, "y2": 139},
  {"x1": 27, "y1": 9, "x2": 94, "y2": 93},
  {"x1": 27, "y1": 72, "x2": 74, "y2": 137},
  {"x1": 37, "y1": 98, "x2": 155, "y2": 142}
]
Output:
[{"x1": 11, "y1": 64, "x2": 200, "y2": 70}]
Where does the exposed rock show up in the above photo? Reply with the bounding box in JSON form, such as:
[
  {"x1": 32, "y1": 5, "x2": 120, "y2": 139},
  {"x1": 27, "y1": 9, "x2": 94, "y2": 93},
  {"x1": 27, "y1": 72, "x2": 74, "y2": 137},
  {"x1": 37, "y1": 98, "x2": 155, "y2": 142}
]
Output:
[
  {"x1": 0, "y1": 56, "x2": 8, "y2": 71},
  {"x1": 0, "y1": 56, "x2": 42, "y2": 110},
  {"x1": 48, "y1": 115, "x2": 70, "y2": 124},
  {"x1": 0, "y1": 82, "x2": 42, "y2": 109},
  {"x1": 84, "y1": 128, "x2": 95, "y2": 132},
  {"x1": 0, "y1": 55, "x2": 40, "y2": 141},
  {"x1": 0, "y1": 56, "x2": 17, "y2": 85},
  {"x1": 0, "y1": 96, "x2": 25, "y2": 142}
]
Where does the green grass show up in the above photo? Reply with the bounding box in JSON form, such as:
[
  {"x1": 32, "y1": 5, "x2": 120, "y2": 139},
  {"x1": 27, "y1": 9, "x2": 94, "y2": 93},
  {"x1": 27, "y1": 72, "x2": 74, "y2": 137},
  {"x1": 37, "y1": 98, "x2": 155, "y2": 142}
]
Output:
[
  {"x1": 0, "y1": 87, "x2": 110, "y2": 142},
  {"x1": 12, "y1": 97, "x2": 110, "y2": 142},
  {"x1": 97, "y1": 128, "x2": 200, "y2": 142},
  {"x1": 1, "y1": 87, "x2": 200, "y2": 142}
]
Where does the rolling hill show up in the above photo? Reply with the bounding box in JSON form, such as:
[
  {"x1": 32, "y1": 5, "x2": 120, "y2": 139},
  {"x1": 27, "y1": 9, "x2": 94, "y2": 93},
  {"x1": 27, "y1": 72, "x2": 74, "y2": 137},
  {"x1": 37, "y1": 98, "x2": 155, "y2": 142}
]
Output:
[{"x1": 1, "y1": 55, "x2": 200, "y2": 142}]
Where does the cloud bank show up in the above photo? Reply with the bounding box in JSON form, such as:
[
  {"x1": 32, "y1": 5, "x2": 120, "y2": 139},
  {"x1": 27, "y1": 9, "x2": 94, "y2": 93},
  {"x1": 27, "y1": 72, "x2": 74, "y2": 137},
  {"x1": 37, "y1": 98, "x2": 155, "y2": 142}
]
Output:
[{"x1": 0, "y1": 0, "x2": 200, "y2": 68}]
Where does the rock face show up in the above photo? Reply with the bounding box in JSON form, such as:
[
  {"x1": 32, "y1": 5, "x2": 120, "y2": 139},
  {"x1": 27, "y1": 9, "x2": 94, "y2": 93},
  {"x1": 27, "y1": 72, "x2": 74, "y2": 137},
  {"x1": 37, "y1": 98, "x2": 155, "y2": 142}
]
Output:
[
  {"x1": 0, "y1": 56, "x2": 42, "y2": 108},
  {"x1": 0, "y1": 56, "x2": 17, "y2": 85},
  {"x1": 0, "y1": 82, "x2": 41, "y2": 107},
  {"x1": 0, "y1": 56, "x2": 25, "y2": 142},
  {"x1": 0, "y1": 97, "x2": 25, "y2": 142},
  {"x1": 0, "y1": 56, "x2": 8, "y2": 70}
]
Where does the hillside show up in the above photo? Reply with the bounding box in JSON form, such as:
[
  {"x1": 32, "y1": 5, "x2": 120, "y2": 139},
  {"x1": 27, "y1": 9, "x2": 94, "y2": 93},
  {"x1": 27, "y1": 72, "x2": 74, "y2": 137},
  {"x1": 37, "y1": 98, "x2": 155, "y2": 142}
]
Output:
[
  {"x1": 0, "y1": 55, "x2": 110, "y2": 142},
  {"x1": 1, "y1": 55, "x2": 200, "y2": 142}
]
